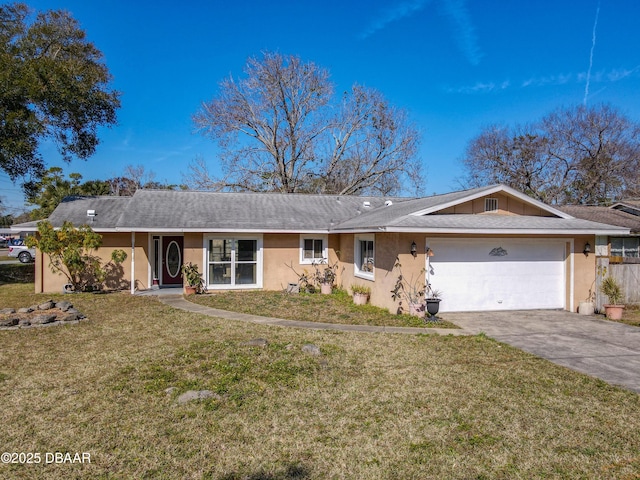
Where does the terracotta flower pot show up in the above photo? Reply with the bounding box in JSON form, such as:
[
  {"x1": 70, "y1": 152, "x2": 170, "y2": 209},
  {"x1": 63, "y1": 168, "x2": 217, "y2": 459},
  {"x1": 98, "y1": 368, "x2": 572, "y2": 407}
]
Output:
[
  {"x1": 353, "y1": 293, "x2": 369, "y2": 305},
  {"x1": 603, "y1": 304, "x2": 625, "y2": 320},
  {"x1": 320, "y1": 283, "x2": 333, "y2": 295},
  {"x1": 184, "y1": 285, "x2": 197, "y2": 296}
]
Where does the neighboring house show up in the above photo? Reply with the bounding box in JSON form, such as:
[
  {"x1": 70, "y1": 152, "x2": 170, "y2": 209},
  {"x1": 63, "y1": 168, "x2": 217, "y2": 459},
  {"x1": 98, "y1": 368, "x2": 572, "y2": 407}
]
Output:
[
  {"x1": 558, "y1": 203, "x2": 640, "y2": 306},
  {"x1": 14, "y1": 184, "x2": 629, "y2": 313}
]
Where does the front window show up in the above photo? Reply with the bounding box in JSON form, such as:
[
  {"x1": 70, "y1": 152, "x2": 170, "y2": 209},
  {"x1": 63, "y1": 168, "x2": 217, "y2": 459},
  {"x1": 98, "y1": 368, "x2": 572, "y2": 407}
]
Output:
[
  {"x1": 206, "y1": 237, "x2": 262, "y2": 288},
  {"x1": 611, "y1": 237, "x2": 639, "y2": 258},
  {"x1": 355, "y1": 235, "x2": 375, "y2": 280},
  {"x1": 300, "y1": 235, "x2": 327, "y2": 264}
]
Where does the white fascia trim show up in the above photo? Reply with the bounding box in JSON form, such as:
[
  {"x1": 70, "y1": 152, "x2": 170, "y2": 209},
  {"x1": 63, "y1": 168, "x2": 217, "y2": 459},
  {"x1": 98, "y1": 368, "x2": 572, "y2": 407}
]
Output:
[
  {"x1": 116, "y1": 227, "x2": 331, "y2": 234},
  {"x1": 369, "y1": 227, "x2": 631, "y2": 235},
  {"x1": 13, "y1": 226, "x2": 121, "y2": 233},
  {"x1": 408, "y1": 184, "x2": 573, "y2": 219}
]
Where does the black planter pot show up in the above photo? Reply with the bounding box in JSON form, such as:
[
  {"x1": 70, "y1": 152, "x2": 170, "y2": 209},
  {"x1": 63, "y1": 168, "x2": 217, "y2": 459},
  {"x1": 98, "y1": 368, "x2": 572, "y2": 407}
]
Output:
[{"x1": 426, "y1": 298, "x2": 441, "y2": 316}]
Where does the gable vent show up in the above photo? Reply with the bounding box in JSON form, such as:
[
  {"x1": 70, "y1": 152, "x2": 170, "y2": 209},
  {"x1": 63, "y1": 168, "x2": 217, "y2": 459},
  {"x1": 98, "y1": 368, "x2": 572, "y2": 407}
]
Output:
[{"x1": 485, "y1": 198, "x2": 498, "y2": 212}]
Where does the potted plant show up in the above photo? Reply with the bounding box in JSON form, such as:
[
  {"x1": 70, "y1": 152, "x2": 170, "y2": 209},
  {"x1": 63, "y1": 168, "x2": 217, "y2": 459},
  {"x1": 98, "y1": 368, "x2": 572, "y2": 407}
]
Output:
[
  {"x1": 181, "y1": 262, "x2": 204, "y2": 295},
  {"x1": 578, "y1": 287, "x2": 595, "y2": 315},
  {"x1": 351, "y1": 284, "x2": 371, "y2": 305},
  {"x1": 390, "y1": 259, "x2": 426, "y2": 318},
  {"x1": 599, "y1": 276, "x2": 625, "y2": 320},
  {"x1": 425, "y1": 285, "x2": 443, "y2": 317},
  {"x1": 312, "y1": 259, "x2": 338, "y2": 294}
]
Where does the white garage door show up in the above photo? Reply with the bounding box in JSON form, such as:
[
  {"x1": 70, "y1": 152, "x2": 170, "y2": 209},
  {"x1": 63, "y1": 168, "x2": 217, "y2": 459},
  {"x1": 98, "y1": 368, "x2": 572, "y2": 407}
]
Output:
[{"x1": 427, "y1": 239, "x2": 566, "y2": 312}]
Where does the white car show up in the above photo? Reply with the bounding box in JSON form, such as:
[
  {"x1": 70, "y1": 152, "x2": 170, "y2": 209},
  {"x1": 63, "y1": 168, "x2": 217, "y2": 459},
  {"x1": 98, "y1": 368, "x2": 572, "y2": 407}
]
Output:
[{"x1": 8, "y1": 240, "x2": 36, "y2": 263}]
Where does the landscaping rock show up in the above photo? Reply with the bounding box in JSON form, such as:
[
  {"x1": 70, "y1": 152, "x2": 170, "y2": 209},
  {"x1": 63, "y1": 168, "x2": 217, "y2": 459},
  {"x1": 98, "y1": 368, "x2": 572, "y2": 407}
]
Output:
[
  {"x1": 59, "y1": 312, "x2": 81, "y2": 322},
  {"x1": 242, "y1": 338, "x2": 268, "y2": 348},
  {"x1": 55, "y1": 301, "x2": 73, "y2": 312},
  {"x1": 31, "y1": 313, "x2": 57, "y2": 325},
  {"x1": 0, "y1": 317, "x2": 19, "y2": 327},
  {"x1": 38, "y1": 301, "x2": 55, "y2": 311},
  {"x1": 302, "y1": 344, "x2": 321, "y2": 356},
  {"x1": 1, "y1": 302, "x2": 84, "y2": 330},
  {"x1": 176, "y1": 390, "x2": 220, "y2": 404}
]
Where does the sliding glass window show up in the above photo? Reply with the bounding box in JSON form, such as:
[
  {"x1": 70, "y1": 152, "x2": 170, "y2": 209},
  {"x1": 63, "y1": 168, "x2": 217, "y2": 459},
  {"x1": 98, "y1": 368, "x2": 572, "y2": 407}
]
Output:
[{"x1": 207, "y1": 237, "x2": 261, "y2": 288}]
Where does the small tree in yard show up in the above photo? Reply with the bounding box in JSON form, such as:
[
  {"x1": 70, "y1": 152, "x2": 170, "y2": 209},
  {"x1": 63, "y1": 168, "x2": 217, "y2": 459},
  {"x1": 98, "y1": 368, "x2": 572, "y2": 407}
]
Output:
[{"x1": 26, "y1": 220, "x2": 127, "y2": 291}]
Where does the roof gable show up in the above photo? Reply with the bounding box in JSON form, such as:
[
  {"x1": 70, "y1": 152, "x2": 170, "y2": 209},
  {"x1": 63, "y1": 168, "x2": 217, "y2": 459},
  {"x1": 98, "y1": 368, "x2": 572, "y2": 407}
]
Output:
[
  {"x1": 610, "y1": 201, "x2": 640, "y2": 217},
  {"x1": 407, "y1": 185, "x2": 571, "y2": 218}
]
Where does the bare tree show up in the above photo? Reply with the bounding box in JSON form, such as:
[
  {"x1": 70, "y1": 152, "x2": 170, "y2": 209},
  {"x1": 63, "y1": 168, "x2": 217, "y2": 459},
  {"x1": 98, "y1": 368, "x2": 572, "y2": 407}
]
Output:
[
  {"x1": 542, "y1": 104, "x2": 640, "y2": 204},
  {"x1": 462, "y1": 104, "x2": 640, "y2": 204},
  {"x1": 107, "y1": 164, "x2": 174, "y2": 196},
  {"x1": 463, "y1": 125, "x2": 568, "y2": 204},
  {"x1": 319, "y1": 86, "x2": 420, "y2": 195},
  {"x1": 182, "y1": 155, "x2": 224, "y2": 191},
  {"x1": 192, "y1": 52, "x2": 422, "y2": 195}
]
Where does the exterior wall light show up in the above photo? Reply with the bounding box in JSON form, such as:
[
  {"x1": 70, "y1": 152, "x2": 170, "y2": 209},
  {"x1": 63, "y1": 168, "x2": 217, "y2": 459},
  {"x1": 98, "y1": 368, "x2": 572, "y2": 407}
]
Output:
[
  {"x1": 410, "y1": 241, "x2": 417, "y2": 257},
  {"x1": 583, "y1": 242, "x2": 591, "y2": 256}
]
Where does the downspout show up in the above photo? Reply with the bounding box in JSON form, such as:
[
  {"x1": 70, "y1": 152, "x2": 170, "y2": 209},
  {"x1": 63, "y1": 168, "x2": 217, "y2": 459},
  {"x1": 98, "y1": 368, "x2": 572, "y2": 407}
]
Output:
[{"x1": 131, "y1": 232, "x2": 136, "y2": 294}]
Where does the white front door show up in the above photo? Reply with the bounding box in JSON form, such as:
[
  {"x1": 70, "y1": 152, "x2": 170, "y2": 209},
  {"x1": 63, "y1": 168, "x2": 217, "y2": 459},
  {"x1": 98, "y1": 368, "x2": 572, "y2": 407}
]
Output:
[{"x1": 427, "y1": 239, "x2": 566, "y2": 312}]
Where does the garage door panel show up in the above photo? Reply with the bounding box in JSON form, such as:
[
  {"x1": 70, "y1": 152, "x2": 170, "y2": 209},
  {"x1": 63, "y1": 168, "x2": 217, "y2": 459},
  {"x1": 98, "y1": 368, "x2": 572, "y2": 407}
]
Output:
[{"x1": 428, "y1": 239, "x2": 566, "y2": 312}]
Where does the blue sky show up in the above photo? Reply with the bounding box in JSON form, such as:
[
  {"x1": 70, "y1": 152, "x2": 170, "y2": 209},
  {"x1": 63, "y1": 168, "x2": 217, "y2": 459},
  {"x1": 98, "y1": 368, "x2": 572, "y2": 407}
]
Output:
[{"x1": 3, "y1": 0, "x2": 640, "y2": 213}]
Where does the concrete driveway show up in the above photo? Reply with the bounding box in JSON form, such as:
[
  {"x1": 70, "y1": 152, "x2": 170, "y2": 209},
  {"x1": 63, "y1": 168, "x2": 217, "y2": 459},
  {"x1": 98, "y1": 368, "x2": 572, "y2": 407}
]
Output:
[{"x1": 444, "y1": 310, "x2": 640, "y2": 394}]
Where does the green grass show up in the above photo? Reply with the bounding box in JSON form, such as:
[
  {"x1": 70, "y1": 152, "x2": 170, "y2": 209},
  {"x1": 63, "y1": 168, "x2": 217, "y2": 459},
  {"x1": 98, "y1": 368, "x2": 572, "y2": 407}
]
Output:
[
  {"x1": 0, "y1": 263, "x2": 35, "y2": 284},
  {"x1": 610, "y1": 304, "x2": 640, "y2": 327},
  {"x1": 190, "y1": 289, "x2": 458, "y2": 329},
  {"x1": 0, "y1": 282, "x2": 639, "y2": 479}
]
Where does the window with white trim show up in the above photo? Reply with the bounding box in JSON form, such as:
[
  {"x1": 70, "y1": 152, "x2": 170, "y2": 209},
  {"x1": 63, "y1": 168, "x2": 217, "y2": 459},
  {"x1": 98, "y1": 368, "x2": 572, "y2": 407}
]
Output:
[
  {"x1": 299, "y1": 235, "x2": 328, "y2": 264},
  {"x1": 206, "y1": 236, "x2": 262, "y2": 288},
  {"x1": 354, "y1": 234, "x2": 375, "y2": 280}
]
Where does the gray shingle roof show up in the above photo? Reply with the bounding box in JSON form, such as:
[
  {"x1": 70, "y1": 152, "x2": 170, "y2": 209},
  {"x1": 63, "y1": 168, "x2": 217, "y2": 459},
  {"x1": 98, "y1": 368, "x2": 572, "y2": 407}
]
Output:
[
  {"x1": 557, "y1": 205, "x2": 640, "y2": 234},
  {"x1": 46, "y1": 196, "x2": 132, "y2": 230},
  {"x1": 12, "y1": 185, "x2": 629, "y2": 235},
  {"x1": 116, "y1": 190, "x2": 399, "y2": 231}
]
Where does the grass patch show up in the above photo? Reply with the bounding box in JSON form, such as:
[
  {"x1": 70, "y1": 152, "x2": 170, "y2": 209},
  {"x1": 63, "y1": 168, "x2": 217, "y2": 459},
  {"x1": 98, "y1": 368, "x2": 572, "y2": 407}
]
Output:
[
  {"x1": 0, "y1": 263, "x2": 35, "y2": 284},
  {"x1": 0, "y1": 282, "x2": 639, "y2": 479},
  {"x1": 190, "y1": 289, "x2": 458, "y2": 329}
]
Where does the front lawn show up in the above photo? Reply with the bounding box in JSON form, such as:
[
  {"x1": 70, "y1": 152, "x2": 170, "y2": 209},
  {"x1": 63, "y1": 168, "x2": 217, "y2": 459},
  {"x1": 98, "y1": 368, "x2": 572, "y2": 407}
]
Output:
[
  {"x1": 0, "y1": 263, "x2": 35, "y2": 284},
  {"x1": 190, "y1": 289, "x2": 458, "y2": 328},
  {"x1": 0, "y1": 283, "x2": 638, "y2": 479}
]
